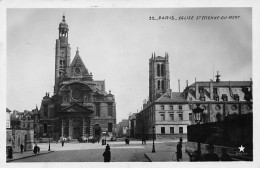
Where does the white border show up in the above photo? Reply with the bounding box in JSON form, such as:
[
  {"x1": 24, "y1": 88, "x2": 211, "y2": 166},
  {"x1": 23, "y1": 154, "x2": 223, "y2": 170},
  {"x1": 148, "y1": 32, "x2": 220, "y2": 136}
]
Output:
[{"x1": 1, "y1": 0, "x2": 259, "y2": 168}]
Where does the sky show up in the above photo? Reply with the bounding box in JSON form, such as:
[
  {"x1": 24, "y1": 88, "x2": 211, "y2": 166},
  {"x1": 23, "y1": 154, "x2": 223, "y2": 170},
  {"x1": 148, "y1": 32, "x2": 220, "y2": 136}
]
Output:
[{"x1": 6, "y1": 8, "x2": 252, "y2": 123}]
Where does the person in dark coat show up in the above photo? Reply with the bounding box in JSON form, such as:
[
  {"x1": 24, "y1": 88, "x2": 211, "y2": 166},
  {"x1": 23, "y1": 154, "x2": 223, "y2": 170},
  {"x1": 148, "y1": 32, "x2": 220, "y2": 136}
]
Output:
[
  {"x1": 62, "y1": 139, "x2": 64, "y2": 147},
  {"x1": 220, "y1": 148, "x2": 232, "y2": 161},
  {"x1": 33, "y1": 144, "x2": 38, "y2": 154},
  {"x1": 203, "y1": 144, "x2": 220, "y2": 161},
  {"x1": 7, "y1": 147, "x2": 13, "y2": 159},
  {"x1": 37, "y1": 146, "x2": 40, "y2": 154},
  {"x1": 103, "y1": 144, "x2": 111, "y2": 162},
  {"x1": 176, "y1": 142, "x2": 182, "y2": 161},
  {"x1": 20, "y1": 144, "x2": 24, "y2": 154},
  {"x1": 142, "y1": 137, "x2": 146, "y2": 145}
]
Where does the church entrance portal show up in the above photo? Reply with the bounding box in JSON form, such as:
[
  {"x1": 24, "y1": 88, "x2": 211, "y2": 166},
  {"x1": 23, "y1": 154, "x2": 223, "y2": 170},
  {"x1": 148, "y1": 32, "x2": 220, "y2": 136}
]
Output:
[
  {"x1": 93, "y1": 124, "x2": 101, "y2": 138},
  {"x1": 73, "y1": 126, "x2": 81, "y2": 139}
]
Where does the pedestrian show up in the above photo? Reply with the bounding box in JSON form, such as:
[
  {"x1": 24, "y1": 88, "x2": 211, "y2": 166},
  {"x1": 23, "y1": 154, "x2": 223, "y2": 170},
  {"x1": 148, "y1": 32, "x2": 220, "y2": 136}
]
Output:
[
  {"x1": 220, "y1": 148, "x2": 232, "y2": 161},
  {"x1": 37, "y1": 146, "x2": 40, "y2": 154},
  {"x1": 33, "y1": 144, "x2": 38, "y2": 154},
  {"x1": 176, "y1": 142, "x2": 182, "y2": 161},
  {"x1": 179, "y1": 137, "x2": 183, "y2": 144},
  {"x1": 62, "y1": 139, "x2": 64, "y2": 147},
  {"x1": 142, "y1": 137, "x2": 144, "y2": 145},
  {"x1": 7, "y1": 147, "x2": 13, "y2": 159},
  {"x1": 103, "y1": 144, "x2": 111, "y2": 162},
  {"x1": 20, "y1": 143, "x2": 24, "y2": 154},
  {"x1": 203, "y1": 144, "x2": 220, "y2": 161}
]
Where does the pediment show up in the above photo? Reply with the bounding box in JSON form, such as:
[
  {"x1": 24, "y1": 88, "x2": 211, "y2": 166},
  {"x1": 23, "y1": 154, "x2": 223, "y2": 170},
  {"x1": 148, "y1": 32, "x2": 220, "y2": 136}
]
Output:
[{"x1": 60, "y1": 103, "x2": 94, "y2": 113}]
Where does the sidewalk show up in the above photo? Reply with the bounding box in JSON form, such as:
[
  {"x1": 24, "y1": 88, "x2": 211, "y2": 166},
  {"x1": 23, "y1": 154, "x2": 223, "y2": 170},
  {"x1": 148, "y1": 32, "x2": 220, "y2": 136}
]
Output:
[
  {"x1": 144, "y1": 150, "x2": 190, "y2": 162},
  {"x1": 6, "y1": 150, "x2": 54, "y2": 162}
]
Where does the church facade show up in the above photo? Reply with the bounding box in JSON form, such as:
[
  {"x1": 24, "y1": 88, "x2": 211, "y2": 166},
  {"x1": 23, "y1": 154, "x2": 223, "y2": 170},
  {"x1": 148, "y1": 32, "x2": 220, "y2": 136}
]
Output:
[{"x1": 38, "y1": 15, "x2": 116, "y2": 140}]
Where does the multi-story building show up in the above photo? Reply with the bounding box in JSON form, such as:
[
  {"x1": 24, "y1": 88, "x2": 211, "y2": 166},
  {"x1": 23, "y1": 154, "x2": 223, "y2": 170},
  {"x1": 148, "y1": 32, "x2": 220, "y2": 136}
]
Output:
[
  {"x1": 136, "y1": 53, "x2": 192, "y2": 139},
  {"x1": 136, "y1": 54, "x2": 252, "y2": 140},
  {"x1": 38, "y1": 15, "x2": 116, "y2": 141},
  {"x1": 129, "y1": 113, "x2": 137, "y2": 138}
]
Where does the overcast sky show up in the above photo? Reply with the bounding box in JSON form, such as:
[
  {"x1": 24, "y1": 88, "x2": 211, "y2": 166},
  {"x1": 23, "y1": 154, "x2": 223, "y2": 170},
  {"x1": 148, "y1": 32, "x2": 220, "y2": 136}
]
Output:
[{"x1": 6, "y1": 8, "x2": 252, "y2": 122}]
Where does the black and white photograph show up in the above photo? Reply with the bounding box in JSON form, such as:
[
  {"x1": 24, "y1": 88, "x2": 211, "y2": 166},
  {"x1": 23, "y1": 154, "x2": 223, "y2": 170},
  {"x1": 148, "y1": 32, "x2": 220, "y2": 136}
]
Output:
[{"x1": 1, "y1": 0, "x2": 260, "y2": 168}]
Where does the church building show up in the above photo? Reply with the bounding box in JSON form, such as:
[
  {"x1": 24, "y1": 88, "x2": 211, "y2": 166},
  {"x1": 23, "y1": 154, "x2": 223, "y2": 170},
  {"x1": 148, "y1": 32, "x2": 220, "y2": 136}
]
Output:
[{"x1": 38, "y1": 15, "x2": 116, "y2": 140}]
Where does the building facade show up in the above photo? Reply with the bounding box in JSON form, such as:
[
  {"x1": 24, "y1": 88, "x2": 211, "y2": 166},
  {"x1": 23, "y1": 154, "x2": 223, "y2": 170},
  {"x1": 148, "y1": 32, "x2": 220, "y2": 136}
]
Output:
[
  {"x1": 136, "y1": 53, "x2": 192, "y2": 139},
  {"x1": 38, "y1": 15, "x2": 116, "y2": 140},
  {"x1": 136, "y1": 54, "x2": 253, "y2": 140}
]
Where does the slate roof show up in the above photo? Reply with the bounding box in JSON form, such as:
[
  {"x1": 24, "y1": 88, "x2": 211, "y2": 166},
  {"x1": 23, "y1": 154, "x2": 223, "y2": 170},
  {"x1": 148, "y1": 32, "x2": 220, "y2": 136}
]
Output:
[
  {"x1": 189, "y1": 81, "x2": 251, "y2": 87},
  {"x1": 155, "y1": 92, "x2": 187, "y2": 103}
]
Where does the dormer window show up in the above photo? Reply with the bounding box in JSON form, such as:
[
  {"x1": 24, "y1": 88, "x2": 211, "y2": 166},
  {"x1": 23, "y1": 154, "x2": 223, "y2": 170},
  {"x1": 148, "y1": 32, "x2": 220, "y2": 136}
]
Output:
[
  {"x1": 234, "y1": 94, "x2": 239, "y2": 101},
  {"x1": 221, "y1": 94, "x2": 228, "y2": 101},
  {"x1": 214, "y1": 94, "x2": 219, "y2": 101}
]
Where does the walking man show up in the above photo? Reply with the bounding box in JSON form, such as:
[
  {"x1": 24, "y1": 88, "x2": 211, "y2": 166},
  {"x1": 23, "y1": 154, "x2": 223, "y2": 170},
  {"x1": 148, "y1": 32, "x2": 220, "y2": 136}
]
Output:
[{"x1": 20, "y1": 144, "x2": 24, "y2": 154}]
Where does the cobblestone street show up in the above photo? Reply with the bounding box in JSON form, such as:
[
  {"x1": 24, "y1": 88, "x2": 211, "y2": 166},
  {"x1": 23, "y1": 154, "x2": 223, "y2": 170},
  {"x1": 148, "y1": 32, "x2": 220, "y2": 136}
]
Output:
[{"x1": 9, "y1": 140, "x2": 180, "y2": 162}]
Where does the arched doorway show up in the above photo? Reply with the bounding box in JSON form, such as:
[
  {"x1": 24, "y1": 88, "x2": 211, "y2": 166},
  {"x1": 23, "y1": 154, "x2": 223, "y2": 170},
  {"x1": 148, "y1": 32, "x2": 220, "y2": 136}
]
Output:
[
  {"x1": 72, "y1": 118, "x2": 82, "y2": 140},
  {"x1": 73, "y1": 126, "x2": 81, "y2": 139},
  {"x1": 93, "y1": 124, "x2": 101, "y2": 138}
]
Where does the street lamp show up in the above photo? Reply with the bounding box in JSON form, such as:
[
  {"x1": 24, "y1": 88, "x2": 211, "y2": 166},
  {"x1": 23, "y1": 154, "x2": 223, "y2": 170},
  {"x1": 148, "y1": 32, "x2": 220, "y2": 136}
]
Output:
[
  {"x1": 152, "y1": 125, "x2": 156, "y2": 153},
  {"x1": 48, "y1": 125, "x2": 51, "y2": 151},
  {"x1": 192, "y1": 104, "x2": 204, "y2": 155}
]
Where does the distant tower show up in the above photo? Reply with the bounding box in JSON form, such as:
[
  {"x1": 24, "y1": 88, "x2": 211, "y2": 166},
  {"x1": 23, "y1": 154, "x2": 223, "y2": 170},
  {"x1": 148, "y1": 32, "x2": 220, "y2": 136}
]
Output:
[
  {"x1": 149, "y1": 52, "x2": 171, "y2": 102},
  {"x1": 54, "y1": 15, "x2": 71, "y2": 94}
]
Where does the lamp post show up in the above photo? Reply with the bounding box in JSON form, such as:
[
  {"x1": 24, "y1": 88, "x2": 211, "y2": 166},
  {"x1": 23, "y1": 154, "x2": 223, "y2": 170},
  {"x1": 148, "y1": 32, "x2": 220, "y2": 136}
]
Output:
[
  {"x1": 192, "y1": 104, "x2": 204, "y2": 155},
  {"x1": 152, "y1": 125, "x2": 156, "y2": 153},
  {"x1": 48, "y1": 125, "x2": 51, "y2": 151}
]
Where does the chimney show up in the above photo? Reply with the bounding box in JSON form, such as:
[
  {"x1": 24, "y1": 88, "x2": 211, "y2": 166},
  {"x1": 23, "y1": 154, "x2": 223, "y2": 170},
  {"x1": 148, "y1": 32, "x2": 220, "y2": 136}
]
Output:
[
  {"x1": 178, "y1": 79, "x2": 180, "y2": 92},
  {"x1": 186, "y1": 80, "x2": 188, "y2": 88},
  {"x1": 210, "y1": 81, "x2": 213, "y2": 100}
]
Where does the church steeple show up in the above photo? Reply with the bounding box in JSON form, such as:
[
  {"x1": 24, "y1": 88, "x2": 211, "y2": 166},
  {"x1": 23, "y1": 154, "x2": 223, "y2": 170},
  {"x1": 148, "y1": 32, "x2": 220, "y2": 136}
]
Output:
[
  {"x1": 54, "y1": 15, "x2": 71, "y2": 94},
  {"x1": 149, "y1": 52, "x2": 171, "y2": 102}
]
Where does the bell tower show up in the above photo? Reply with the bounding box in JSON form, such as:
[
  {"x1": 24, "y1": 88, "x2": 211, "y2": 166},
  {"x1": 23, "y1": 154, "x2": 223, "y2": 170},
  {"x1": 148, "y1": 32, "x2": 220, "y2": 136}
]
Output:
[
  {"x1": 149, "y1": 52, "x2": 171, "y2": 102},
  {"x1": 54, "y1": 15, "x2": 71, "y2": 94}
]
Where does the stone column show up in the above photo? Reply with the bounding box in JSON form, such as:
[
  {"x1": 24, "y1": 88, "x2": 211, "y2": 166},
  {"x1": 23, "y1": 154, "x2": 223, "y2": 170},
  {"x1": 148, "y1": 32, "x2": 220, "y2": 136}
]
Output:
[
  {"x1": 82, "y1": 117, "x2": 86, "y2": 137},
  {"x1": 89, "y1": 118, "x2": 93, "y2": 137},
  {"x1": 69, "y1": 118, "x2": 72, "y2": 139},
  {"x1": 61, "y1": 117, "x2": 64, "y2": 138}
]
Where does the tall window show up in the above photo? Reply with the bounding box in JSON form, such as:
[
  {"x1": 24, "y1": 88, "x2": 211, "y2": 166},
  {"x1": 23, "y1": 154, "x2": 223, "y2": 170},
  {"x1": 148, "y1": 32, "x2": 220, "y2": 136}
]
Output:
[
  {"x1": 169, "y1": 114, "x2": 174, "y2": 121},
  {"x1": 157, "y1": 80, "x2": 161, "y2": 90},
  {"x1": 108, "y1": 103, "x2": 113, "y2": 117},
  {"x1": 161, "y1": 64, "x2": 164, "y2": 76},
  {"x1": 96, "y1": 104, "x2": 100, "y2": 117},
  {"x1": 170, "y1": 127, "x2": 174, "y2": 134},
  {"x1": 108, "y1": 123, "x2": 113, "y2": 132},
  {"x1": 179, "y1": 113, "x2": 183, "y2": 121},
  {"x1": 189, "y1": 113, "x2": 192, "y2": 121},
  {"x1": 160, "y1": 105, "x2": 164, "y2": 110},
  {"x1": 179, "y1": 105, "x2": 182, "y2": 110},
  {"x1": 157, "y1": 64, "x2": 160, "y2": 76},
  {"x1": 75, "y1": 68, "x2": 80, "y2": 75},
  {"x1": 169, "y1": 105, "x2": 173, "y2": 110},
  {"x1": 161, "y1": 127, "x2": 165, "y2": 134},
  {"x1": 43, "y1": 124, "x2": 48, "y2": 133},
  {"x1": 161, "y1": 80, "x2": 165, "y2": 90},
  {"x1": 43, "y1": 105, "x2": 48, "y2": 118},
  {"x1": 179, "y1": 127, "x2": 183, "y2": 134},
  {"x1": 161, "y1": 114, "x2": 165, "y2": 121}
]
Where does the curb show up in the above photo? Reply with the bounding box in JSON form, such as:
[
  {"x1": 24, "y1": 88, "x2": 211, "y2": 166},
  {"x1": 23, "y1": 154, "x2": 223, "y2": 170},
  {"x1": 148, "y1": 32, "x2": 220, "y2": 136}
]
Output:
[
  {"x1": 144, "y1": 153, "x2": 152, "y2": 162},
  {"x1": 6, "y1": 151, "x2": 54, "y2": 162}
]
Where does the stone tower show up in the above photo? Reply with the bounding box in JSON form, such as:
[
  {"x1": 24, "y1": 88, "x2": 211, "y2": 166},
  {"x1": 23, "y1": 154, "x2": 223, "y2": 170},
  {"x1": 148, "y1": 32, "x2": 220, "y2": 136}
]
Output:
[
  {"x1": 54, "y1": 15, "x2": 71, "y2": 94},
  {"x1": 149, "y1": 52, "x2": 171, "y2": 102}
]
